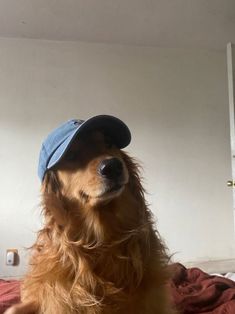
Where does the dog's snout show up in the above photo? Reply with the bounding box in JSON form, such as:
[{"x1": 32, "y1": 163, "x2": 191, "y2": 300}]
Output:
[{"x1": 99, "y1": 158, "x2": 123, "y2": 179}]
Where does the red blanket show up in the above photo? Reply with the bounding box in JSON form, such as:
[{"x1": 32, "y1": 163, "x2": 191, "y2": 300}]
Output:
[
  {"x1": 0, "y1": 279, "x2": 20, "y2": 314},
  {"x1": 2, "y1": 266, "x2": 235, "y2": 314},
  {"x1": 169, "y1": 263, "x2": 235, "y2": 313}
]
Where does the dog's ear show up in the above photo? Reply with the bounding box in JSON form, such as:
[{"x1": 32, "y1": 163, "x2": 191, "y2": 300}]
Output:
[
  {"x1": 120, "y1": 152, "x2": 142, "y2": 187},
  {"x1": 121, "y1": 151, "x2": 146, "y2": 207},
  {"x1": 42, "y1": 170, "x2": 61, "y2": 195},
  {"x1": 41, "y1": 171, "x2": 66, "y2": 226}
]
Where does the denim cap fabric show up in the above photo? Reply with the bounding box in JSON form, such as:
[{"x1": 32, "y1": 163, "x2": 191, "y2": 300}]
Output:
[{"x1": 38, "y1": 115, "x2": 131, "y2": 182}]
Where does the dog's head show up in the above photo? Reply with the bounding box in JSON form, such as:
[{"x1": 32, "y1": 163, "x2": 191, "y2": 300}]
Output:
[
  {"x1": 46, "y1": 130, "x2": 129, "y2": 205},
  {"x1": 42, "y1": 131, "x2": 144, "y2": 236},
  {"x1": 41, "y1": 129, "x2": 147, "y2": 243}
]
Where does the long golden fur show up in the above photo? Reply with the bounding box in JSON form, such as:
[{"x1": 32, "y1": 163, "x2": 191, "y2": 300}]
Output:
[{"x1": 6, "y1": 131, "x2": 174, "y2": 314}]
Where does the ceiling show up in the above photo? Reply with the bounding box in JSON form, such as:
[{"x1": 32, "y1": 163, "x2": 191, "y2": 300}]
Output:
[{"x1": 0, "y1": 0, "x2": 234, "y2": 50}]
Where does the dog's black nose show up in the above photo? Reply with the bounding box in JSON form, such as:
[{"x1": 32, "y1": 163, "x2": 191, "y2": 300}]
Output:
[{"x1": 99, "y1": 158, "x2": 123, "y2": 179}]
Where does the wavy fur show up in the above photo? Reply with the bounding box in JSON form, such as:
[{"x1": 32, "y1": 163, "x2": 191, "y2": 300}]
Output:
[{"x1": 8, "y1": 144, "x2": 174, "y2": 314}]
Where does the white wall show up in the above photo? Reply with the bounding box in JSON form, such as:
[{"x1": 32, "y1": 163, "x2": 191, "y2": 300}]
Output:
[{"x1": 0, "y1": 37, "x2": 234, "y2": 278}]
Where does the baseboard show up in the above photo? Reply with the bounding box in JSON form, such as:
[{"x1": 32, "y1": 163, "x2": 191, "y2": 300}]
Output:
[
  {"x1": 0, "y1": 275, "x2": 22, "y2": 280},
  {"x1": 184, "y1": 258, "x2": 235, "y2": 274}
]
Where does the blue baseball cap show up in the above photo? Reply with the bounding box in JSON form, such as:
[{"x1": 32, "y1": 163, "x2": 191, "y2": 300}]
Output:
[{"x1": 38, "y1": 115, "x2": 131, "y2": 182}]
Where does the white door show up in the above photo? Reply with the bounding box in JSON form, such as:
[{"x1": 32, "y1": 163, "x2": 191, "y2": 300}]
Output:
[{"x1": 227, "y1": 43, "x2": 235, "y2": 210}]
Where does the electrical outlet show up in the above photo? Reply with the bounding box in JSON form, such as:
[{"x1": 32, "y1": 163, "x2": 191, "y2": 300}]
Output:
[{"x1": 6, "y1": 249, "x2": 19, "y2": 266}]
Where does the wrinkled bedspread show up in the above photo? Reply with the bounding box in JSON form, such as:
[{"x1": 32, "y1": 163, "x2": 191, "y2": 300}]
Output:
[
  {"x1": 0, "y1": 279, "x2": 20, "y2": 314},
  {"x1": 2, "y1": 264, "x2": 235, "y2": 314},
  {"x1": 169, "y1": 263, "x2": 235, "y2": 313}
]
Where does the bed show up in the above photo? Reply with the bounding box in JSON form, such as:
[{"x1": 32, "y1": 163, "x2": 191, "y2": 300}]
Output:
[
  {"x1": 0, "y1": 279, "x2": 20, "y2": 314},
  {"x1": 169, "y1": 263, "x2": 235, "y2": 313},
  {"x1": 1, "y1": 264, "x2": 235, "y2": 313}
]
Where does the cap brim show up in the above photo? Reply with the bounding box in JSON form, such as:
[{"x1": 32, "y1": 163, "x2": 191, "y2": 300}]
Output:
[{"x1": 47, "y1": 115, "x2": 131, "y2": 170}]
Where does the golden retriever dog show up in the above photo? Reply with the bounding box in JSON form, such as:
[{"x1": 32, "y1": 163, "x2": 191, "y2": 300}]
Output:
[{"x1": 6, "y1": 117, "x2": 174, "y2": 314}]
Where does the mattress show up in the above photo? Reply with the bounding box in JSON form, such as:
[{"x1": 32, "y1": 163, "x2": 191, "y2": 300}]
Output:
[{"x1": 0, "y1": 279, "x2": 20, "y2": 314}]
